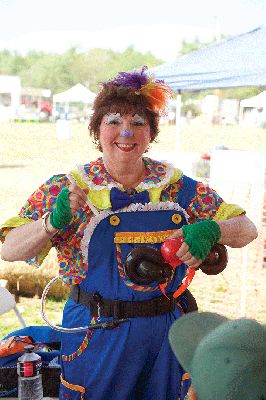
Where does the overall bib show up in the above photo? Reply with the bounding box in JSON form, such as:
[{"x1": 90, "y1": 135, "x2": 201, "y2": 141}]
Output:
[{"x1": 60, "y1": 201, "x2": 193, "y2": 400}]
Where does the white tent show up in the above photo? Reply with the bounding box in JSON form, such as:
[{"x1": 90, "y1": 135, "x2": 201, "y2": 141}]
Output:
[
  {"x1": 240, "y1": 90, "x2": 266, "y2": 108},
  {"x1": 239, "y1": 90, "x2": 266, "y2": 127},
  {"x1": 53, "y1": 83, "x2": 96, "y2": 104},
  {"x1": 0, "y1": 75, "x2": 21, "y2": 121},
  {"x1": 150, "y1": 26, "x2": 266, "y2": 149}
]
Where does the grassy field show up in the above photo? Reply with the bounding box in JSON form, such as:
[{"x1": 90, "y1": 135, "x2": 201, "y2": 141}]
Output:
[
  {"x1": 0, "y1": 120, "x2": 265, "y2": 337},
  {"x1": 0, "y1": 296, "x2": 65, "y2": 338}
]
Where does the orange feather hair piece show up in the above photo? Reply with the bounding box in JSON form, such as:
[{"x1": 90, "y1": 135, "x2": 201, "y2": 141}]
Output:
[
  {"x1": 139, "y1": 79, "x2": 174, "y2": 114},
  {"x1": 104, "y1": 66, "x2": 173, "y2": 115}
]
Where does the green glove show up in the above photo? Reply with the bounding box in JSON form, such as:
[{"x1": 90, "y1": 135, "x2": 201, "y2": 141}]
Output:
[
  {"x1": 50, "y1": 187, "x2": 72, "y2": 230},
  {"x1": 182, "y1": 220, "x2": 221, "y2": 261}
]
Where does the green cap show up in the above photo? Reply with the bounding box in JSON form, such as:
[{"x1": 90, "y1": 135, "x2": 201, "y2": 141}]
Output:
[{"x1": 169, "y1": 312, "x2": 266, "y2": 400}]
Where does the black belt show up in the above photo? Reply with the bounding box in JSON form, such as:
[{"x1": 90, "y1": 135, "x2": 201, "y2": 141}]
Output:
[{"x1": 69, "y1": 285, "x2": 177, "y2": 319}]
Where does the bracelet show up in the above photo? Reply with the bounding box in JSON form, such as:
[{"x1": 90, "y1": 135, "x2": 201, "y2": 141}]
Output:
[{"x1": 41, "y1": 212, "x2": 57, "y2": 236}]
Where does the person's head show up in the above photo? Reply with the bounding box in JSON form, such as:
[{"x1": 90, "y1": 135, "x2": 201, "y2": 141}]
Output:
[
  {"x1": 168, "y1": 311, "x2": 266, "y2": 400},
  {"x1": 89, "y1": 66, "x2": 172, "y2": 163}
]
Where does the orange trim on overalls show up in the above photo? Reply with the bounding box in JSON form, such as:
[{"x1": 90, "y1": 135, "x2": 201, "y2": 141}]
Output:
[
  {"x1": 60, "y1": 374, "x2": 85, "y2": 394},
  {"x1": 182, "y1": 372, "x2": 191, "y2": 380}
]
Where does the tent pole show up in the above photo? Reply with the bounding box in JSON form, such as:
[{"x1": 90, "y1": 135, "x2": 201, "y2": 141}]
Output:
[
  {"x1": 175, "y1": 90, "x2": 182, "y2": 151},
  {"x1": 239, "y1": 105, "x2": 244, "y2": 125}
]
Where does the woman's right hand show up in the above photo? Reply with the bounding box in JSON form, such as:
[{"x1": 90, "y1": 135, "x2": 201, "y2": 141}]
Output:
[
  {"x1": 1, "y1": 184, "x2": 88, "y2": 262},
  {"x1": 50, "y1": 185, "x2": 88, "y2": 230},
  {"x1": 68, "y1": 184, "x2": 89, "y2": 215}
]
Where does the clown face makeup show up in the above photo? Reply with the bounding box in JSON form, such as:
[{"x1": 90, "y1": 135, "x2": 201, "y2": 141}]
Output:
[
  {"x1": 120, "y1": 129, "x2": 134, "y2": 138},
  {"x1": 131, "y1": 114, "x2": 146, "y2": 126},
  {"x1": 105, "y1": 113, "x2": 146, "y2": 128},
  {"x1": 100, "y1": 112, "x2": 151, "y2": 165},
  {"x1": 105, "y1": 113, "x2": 147, "y2": 139},
  {"x1": 106, "y1": 113, "x2": 122, "y2": 125}
]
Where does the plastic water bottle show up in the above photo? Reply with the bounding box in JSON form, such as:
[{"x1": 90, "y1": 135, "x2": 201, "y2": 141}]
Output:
[{"x1": 17, "y1": 345, "x2": 43, "y2": 400}]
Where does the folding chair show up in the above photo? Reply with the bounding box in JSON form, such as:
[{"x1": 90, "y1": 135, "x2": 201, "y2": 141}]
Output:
[{"x1": 0, "y1": 285, "x2": 26, "y2": 328}]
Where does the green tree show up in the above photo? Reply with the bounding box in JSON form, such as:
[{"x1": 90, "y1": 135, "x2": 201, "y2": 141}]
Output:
[
  {"x1": 0, "y1": 46, "x2": 163, "y2": 94},
  {"x1": 218, "y1": 87, "x2": 266, "y2": 101},
  {"x1": 0, "y1": 50, "x2": 26, "y2": 75},
  {"x1": 178, "y1": 37, "x2": 219, "y2": 56}
]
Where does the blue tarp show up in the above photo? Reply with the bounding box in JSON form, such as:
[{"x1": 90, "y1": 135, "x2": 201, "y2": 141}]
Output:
[
  {"x1": 151, "y1": 26, "x2": 266, "y2": 91},
  {"x1": 0, "y1": 325, "x2": 61, "y2": 367}
]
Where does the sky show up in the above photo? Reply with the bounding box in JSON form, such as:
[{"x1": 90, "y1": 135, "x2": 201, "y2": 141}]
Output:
[{"x1": 0, "y1": 0, "x2": 265, "y2": 61}]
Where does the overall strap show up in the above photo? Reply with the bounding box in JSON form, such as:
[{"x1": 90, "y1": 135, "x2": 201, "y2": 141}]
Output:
[{"x1": 176, "y1": 175, "x2": 198, "y2": 210}]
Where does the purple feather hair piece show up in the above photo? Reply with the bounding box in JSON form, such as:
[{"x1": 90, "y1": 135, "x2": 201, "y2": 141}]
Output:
[{"x1": 104, "y1": 66, "x2": 149, "y2": 90}]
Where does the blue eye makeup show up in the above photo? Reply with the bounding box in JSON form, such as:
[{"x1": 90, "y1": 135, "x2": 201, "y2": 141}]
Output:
[
  {"x1": 105, "y1": 113, "x2": 146, "y2": 126},
  {"x1": 131, "y1": 114, "x2": 146, "y2": 126},
  {"x1": 106, "y1": 113, "x2": 122, "y2": 125}
]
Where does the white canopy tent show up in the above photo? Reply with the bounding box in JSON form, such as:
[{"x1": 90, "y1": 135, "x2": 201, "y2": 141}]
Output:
[
  {"x1": 239, "y1": 90, "x2": 266, "y2": 127},
  {"x1": 0, "y1": 75, "x2": 21, "y2": 121},
  {"x1": 53, "y1": 83, "x2": 96, "y2": 104},
  {"x1": 53, "y1": 84, "x2": 96, "y2": 138},
  {"x1": 150, "y1": 26, "x2": 266, "y2": 149},
  {"x1": 240, "y1": 90, "x2": 266, "y2": 108}
]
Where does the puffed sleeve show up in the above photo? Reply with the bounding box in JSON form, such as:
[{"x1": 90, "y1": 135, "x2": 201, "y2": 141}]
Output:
[
  {"x1": 0, "y1": 174, "x2": 71, "y2": 266},
  {"x1": 161, "y1": 172, "x2": 245, "y2": 223},
  {"x1": 186, "y1": 181, "x2": 245, "y2": 223}
]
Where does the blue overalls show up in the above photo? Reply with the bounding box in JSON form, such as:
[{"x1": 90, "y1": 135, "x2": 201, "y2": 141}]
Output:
[{"x1": 60, "y1": 178, "x2": 197, "y2": 400}]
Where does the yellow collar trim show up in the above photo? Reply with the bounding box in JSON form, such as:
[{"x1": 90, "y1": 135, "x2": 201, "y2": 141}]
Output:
[{"x1": 68, "y1": 165, "x2": 183, "y2": 211}]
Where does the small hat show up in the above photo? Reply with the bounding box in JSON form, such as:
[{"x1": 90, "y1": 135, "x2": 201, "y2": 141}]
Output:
[{"x1": 168, "y1": 311, "x2": 266, "y2": 400}]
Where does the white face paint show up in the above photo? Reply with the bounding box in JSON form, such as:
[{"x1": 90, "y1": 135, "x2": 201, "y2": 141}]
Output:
[
  {"x1": 105, "y1": 113, "x2": 146, "y2": 127},
  {"x1": 105, "y1": 113, "x2": 122, "y2": 125},
  {"x1": 131, "y1": 114, "x2": 146, "y2": 126}
]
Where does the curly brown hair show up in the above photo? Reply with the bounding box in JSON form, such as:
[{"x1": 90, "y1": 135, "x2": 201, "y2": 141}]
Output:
[{"x1": 88, "y1": 85, "x2": 160, "y2": 151}]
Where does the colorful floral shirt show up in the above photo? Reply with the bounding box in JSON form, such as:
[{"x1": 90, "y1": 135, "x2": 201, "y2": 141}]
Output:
[{"x1": 0, "y1": 157, "x2": 244, "y2": 285}]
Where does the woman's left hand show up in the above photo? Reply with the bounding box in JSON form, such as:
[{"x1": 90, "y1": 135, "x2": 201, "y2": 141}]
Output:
[
  {"x1": 168, "y1": 220, "x2": 222, "y2": 267},
  {"x1": 167, "y1": 229, "x2": 202, "y2": 269}
]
